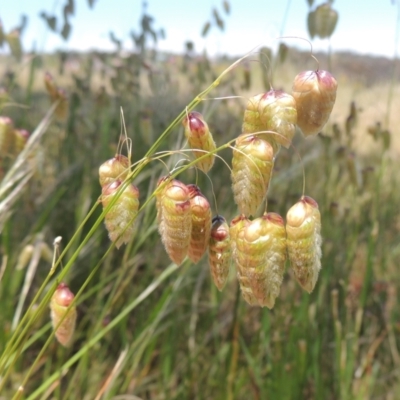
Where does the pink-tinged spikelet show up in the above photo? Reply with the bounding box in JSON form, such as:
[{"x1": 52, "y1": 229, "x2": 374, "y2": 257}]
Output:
[
  {"x1": 231, "y1": 134, "x2": 274, "y2": 217},
  {"x1": 182, "y1": 111, "x2": 216, "y2": 173},
  {"x1": 0, "y1": 116, "x2": 14, "y2": 156},
  {"x1": 158, "y1": 179, "x2": 192, "y2": 266},
  {"x1": 50, "y1": 283, "x2": 77, "y2": 347},
  {"x1": 99, "y1": 155, "x2": 130, "y2": 187},
  {"x1": 292, "y1": 69, "x2": 337, "y2": 137},
  {"x1": 236, "y1": 213, "x2": 287, "y2": 308},
  {"x1": 102, "y1": 180, "x2": 140, "y2": 249},
  {"x1": 258, "y1": 90, "x2": 297, "y2": 148},
  {"x1": 209, "y1": 216, "x2": 231, "y2": 291},
  {"x1": 187, "y1": 184, "x2": 212, "y2": 264},
  {"x1": 230, "y1": 215, "x2": 258, "y2": 306},
  {"x1": 286, "y1": 196, "x2": 322, "y2": 293}
]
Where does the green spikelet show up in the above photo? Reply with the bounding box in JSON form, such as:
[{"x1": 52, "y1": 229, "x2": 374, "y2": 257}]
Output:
[
  {"x1": 187, "y1": 184, "x2": 212, "y2": 264},
  {"x1": 208, "y1": 215, "x2": 231, "y2": 291},
  {"x1": 0, "y1": 116, "x2": 15, "y2": 157},
  {"x1": 101, "y1": 180, "x2": 140, "y2": 249},
  {"x1": 236, "y1": 213, "x2": 286, "y2": 308},
  {"x1": 50, "y1": 283, "x2": 77, "y2": 347},
  {"x1": 99, "y1": 155, "x2": 130, "y2": 187},
  {"x1": 230, "y1": 215, "x2": 258, "y2": 306},
  {"x1": 158, "y1": 179, "x2": 192, "y2": 266},
  {"x1": 258, "y1": 90, "x2": 297, "y2": 148},
  {"x1": 182, "y1": 111, "x2": 216, "y2": 173},
  {"x1": 286, "y1": 196, "x2": 322, "y2": 293},
  {"x1": 292, "y1": 69, "x2": 337, "y2": 137},
  {"x1": 231, "y1": 134, "x2": 274, "y2": 217}
]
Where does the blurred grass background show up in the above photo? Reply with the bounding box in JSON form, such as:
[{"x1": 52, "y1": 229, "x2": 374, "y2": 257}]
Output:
[{"x1": 0, "y1": 1, "x2": 400, "y2": 399}]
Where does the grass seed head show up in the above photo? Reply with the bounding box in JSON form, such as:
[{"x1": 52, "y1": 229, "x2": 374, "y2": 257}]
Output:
[
  {"x1": 231, "y1": 134, "x2": 274, "y2": 217},
  {"x1": 258, "y1": 90, "x2": 297, "y2": 148},
  {"x1": 230, "y1": 214, "x2": 259, "y2": 306},
  {"x1": 187, "y1": 184, "x2": 212, "y2": 264},
  {"x1": 286, "y1": 196, "x2": 322, "y2": 293},
  {"x1": 12, "y1": 129, "x2": 29, "y2": 155},
  {"x1": 102, "y1": 180, "x2": 140, "y2": 249},
  {"x1": 314, "y1": 3, "x2": 339, "y2": 39},
  {"x1": 158, "y1": 179, "x2": 192, "y2": 266},
  {"x1": 236, "y1": 213, "x2": 286, "y2": 308},
  {"x1": 182, "y1": 111, "x2": 216, "y2": 173},
  {"x1": 50, "y1": 283, "x2": 77, "y2": 347},
  {"x1": 99, "y1": 155, "x2": 130, "y2": 187},
  {"x1": 292, "y1": 69, "x2": 337, "y2": 137},
  {"x1": 209, "y1": 215, "x2": 231, "y2": 291}
]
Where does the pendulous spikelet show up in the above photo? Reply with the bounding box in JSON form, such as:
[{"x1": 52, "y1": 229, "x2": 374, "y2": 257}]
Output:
[
  {"x1": 99, "y1": 155, "x2": 130, "y2": 187},
  {"x1": 209, "y1": 215, "x2": 231, "y2": 291},
  {"x1": 182, "y1": 111, "x2": 217, "y2": 173},
  {"x1": 0, "y1": 116, "x2": 14, "y2": 156},
  {"x1": 101, "y1": 180, "x2": 140, "y2": 249},
  {"x1": 187, "y1": 184, "x2": 212, "y2": 264},
  {"x1": 292, "y1": 69, "x2": 337, "y2": 137},
  {"x1": 258, "y1": 90, "x2": 297, "y2": 148},
  {"x1": 235, "y1": 213, "x2": 286, "y2": 308},
  {"x1": 158, "y1": 178, "x2": 192, "y2": 266},
  {"x1": 286, "y1": 196, "x2": 322, "y2": 293},
  {"x1": 230, "y1": 214, "x2": 258, "y2": 306},
  {"x1": 44, "y1": 72, "x2": 69, "y2": 121},
  {"x1": 50, "y1": 283, "x2": 77, "y2": 347},
  {"x1": 231, "y1": 134, "x2": 274, "y2": 217}
]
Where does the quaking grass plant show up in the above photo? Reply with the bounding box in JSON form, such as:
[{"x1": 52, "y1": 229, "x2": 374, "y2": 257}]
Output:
[{"x1": 1, "y1": 42, "x2": 398, "y2": 400}]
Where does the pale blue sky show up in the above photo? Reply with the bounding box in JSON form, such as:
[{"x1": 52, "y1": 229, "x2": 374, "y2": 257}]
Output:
[{"x1": 0, "y1": 0, "x2": 398, "y2": 58}]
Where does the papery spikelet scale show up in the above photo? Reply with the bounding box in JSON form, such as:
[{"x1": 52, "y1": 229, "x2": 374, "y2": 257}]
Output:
[
  {"x1": 158, "y1": 179, "x2": 192, "y2": 266},
  {"x1": 208, "y1": 215, "x2": 231, "y2": 291},
  {"x1": 286, "y1": 196, "x2": 322, "y2": 293},
  {"x1": 231, "y1": 134, "x2": 274, "y2": 217},
  {"x1": 292, "y1": 70, "x2": 337, "y2": 137},
  {"x1": 102, "y1": 180, "x2": 140, "y2": 249},
  {"x1": 50, "y1": 283, "x2": 77, "y2": 347},
  {"x1": 187, "y1": 184, "x2": 212, "y2": 264},
  {"x1": 182, "y1": 111, "x2": 216, "y2": 173},
  {"x1": 99, "y1": 155, "x2": 130, "y2": 187}
]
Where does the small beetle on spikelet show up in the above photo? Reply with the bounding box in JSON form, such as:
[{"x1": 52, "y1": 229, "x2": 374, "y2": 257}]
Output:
[
  {"x1": 187, "y1": 184, "x2": 212, "y2": 264},
  {"x1": 102, "y1": 180, "x2": 140, "y2": 249},
  {"x1": 182, "y1": 111, "x2": 216, "y2": 173},
  {"x1": 208, "y1": 215, "x2": 231, "y2": 291},
  {"x1": 236, "y1": 213, "x2": 287, "y2": 308},
  {"x1": 286, "y1": 196, "x2": 322, "y2": 293},
  {"x1": 99, "y1": 155, "x2": 130, "y2": 187},
  {"x1": 50, "y1": 283, "x2": 77, "y2": 347},
  {"x1": 230, "y1": 215, "x2": 259, "y2": 306},
  {"x1": 158, "y1": 178, "x2": 192, "y2": 266},
  {"x1": 292, "y1": 69, "x2": 337, "y2": 137},
  {"x1": 258, "y1": 90, "x2": 298, "y2": 148},
  {"x1": 231, "y1": 134, "x2": 274, "y2": 217}
]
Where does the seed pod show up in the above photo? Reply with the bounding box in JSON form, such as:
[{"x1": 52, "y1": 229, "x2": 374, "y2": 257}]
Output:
[
  {"x1": 286, "y1": 196, "x2": 322, "y2": 293},
  {"x1": 182, "y1": 111, "x2": 216, "y2": 173},
  {"x1": 230, "y1": 215, "x2": 258, "y2": 306},
  {"x1": 231, "y1": 134, "x2": 274, "y2": 217},
  {"x1": 50, "y1": 283, "x2": 77, "y2": 347},
  {"x1": 187, "y1": 184, "x2": 212, "y2": 263},
  {"x1": 242, "y1": 94, "x2": 281, "y2": 155},
  {"x1": 314, "y1": 3, "x2": 338, "y2": 39},
  {"x1": 258, "y1": 90, "x2": 297, "y2": 148},
  {"x1": 307, "y1": 9, "x2": 317, "y2": 39},
  {"x1": 102, "y1": 180, "x2": 140, "y2": 249},
  {"x1": 0, "y1": 116, "x2": 15, "y2": 156},
  {"x1": 99, "y1": 155, "x2": 130, "y2": 187},
  {"x1": 236, "y1": 213, "x2": 286, "y2": 308},
  {"x1": 158, "y1": 179, "x2": 192, "y2": 266},
  {"x1": 292, "y1": 70, "x2": 337, "y2": 137},
  {"x1": 209, "y1": 215, "x2": 231, "y2": 291},
  {"x1": 155, "y1": 175, "x2": 171, "y2": 229}
]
